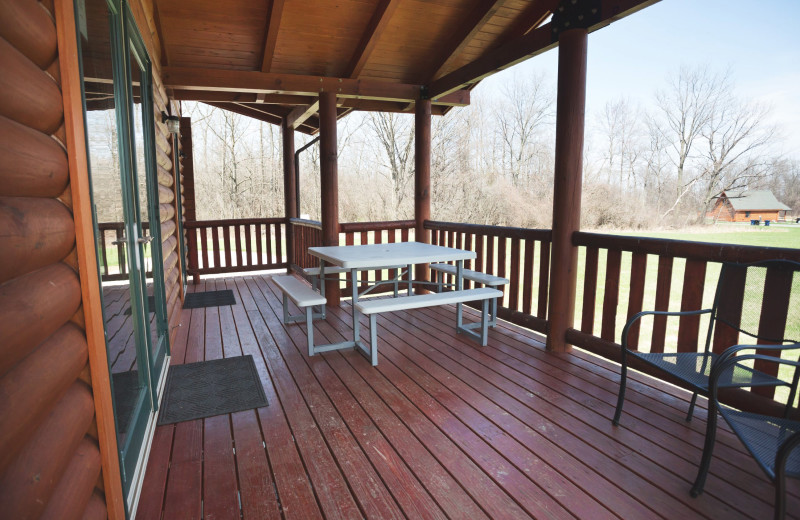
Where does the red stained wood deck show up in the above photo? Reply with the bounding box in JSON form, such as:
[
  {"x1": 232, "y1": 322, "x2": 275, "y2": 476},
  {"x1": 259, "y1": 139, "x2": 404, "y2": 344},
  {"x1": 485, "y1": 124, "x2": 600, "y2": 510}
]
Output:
[{"x1": 137, "y1": 274, "x2": 800, "y2": 520}]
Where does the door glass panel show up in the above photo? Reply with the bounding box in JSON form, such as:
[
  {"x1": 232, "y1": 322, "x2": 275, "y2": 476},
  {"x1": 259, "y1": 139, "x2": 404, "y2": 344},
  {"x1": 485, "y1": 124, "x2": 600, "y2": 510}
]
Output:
[{"x1": 79, "y1": 0, "x2": 150, "y2": 488}]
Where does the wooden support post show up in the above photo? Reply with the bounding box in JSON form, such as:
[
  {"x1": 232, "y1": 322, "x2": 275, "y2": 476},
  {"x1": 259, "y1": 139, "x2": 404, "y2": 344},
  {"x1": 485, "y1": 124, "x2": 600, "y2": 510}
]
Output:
[
  {"x1": 319, "y1": 91, "x2": 340, "y2": 305},
  {"x1": 282, "y1": 119, "x2": 296, "y2": 270},
  {"x1": 179, "y1": 118, "x2": 199, "y2": 284},
  {"x1": 547, "y1": 28, "x2": 587, "y2": 353},
  {"x1": 414, "y1": 99, "x2": 431, "y2": 292}
]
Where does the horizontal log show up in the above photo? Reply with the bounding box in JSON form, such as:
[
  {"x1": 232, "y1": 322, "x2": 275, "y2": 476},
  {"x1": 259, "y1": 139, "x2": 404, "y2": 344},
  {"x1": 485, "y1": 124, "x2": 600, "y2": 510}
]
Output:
[
  {"x1": 339, "y1": 219, "x2": 415, "y2": 233},
  {"x1": 0, "y1": 263, "x2": 81, "y2": 375},
  {"x1": 185, "y1": 217, "x2": 286, "y2": 228},
  {"x1": 161, "y1": 219, "x2": 176, "y2": 241},
  {"x1": 163, "y1": 250, "x2": 178, "y2": 273},
  {"x1": 157, "y1": 164, "x2": 173, "y2": 188},
  {"x1": 0, "y1": 323, "x2": 87, "y2": 474},
  {"x1": 0, "y1": 0, "x2": 57, "y2": 68},
  {"x1": 162, "y1": 234, "x2": 177, "y2": 258},
  {"x1": 0, "y1": 382, "x2": 94, "y2": 519},
  {"x1": 39, "y1": 438, "x2": 101, "y2": 520},
  {"x1": 572, "y1": 232, "x2": 800, "y2": 263},
  {"x1": 0, "y1": 197, "x2": 75, "y2": 283},
  {"x1": 425, "y1": 219, "x2": 553, "y2": 241},
  {"x1": 0, "y1": 114, "x2": 68, "y2": 198},
  {"x1": 0, "y1": 37, "x2": 62, "y2": 134},
  {"x1": 156, "y1": 144, "x2": 172, "y2": 172},
  {"x1": 80, "y1": 493, "x2": 107, "y2": 520},
  {"x1": 158, "y1": 183, "x2": 174, "y2": 203},
  {"x1": 564, "y1": 328, "x2": 793, "y2": 418},
  {"x1": 159, "y1": 202, "x2": 175, "y2": 222}
]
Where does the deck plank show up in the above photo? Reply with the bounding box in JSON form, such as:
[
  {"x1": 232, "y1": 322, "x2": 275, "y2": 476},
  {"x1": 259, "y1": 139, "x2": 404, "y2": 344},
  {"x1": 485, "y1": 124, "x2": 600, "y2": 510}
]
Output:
[{"x1": 137, "y1": 274, "x2": 800, "y2": 520}]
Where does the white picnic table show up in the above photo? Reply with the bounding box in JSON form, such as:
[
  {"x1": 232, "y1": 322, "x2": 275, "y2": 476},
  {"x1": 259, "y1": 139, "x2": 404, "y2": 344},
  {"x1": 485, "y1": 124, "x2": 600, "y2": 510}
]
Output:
[{"x1": 307, "y1": 241, "x2": 476, "y2": 360}]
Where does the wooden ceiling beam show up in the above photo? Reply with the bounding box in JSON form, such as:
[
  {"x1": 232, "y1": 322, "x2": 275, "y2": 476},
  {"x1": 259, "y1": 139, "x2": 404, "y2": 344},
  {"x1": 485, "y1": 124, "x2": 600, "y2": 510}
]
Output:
[
  {"x1": 493, "y1": 0, "x2": 558, "y2": 48},
  {"x1": 207, "y1": 102, "x2": 317, "y2": 134},
  {"x1": 164, "y1": 66, "x2": 424, "y2": 102},
  {"x1": 427, "y1": 0, "x2": 507, "y2": 82},
  {"x1": 285, "y1": 101, "x2": 320, "y2": 129},
  {"x1": 172, "y1": 90, "x2": 315, "y2": 105},
  {"x1": 260, "y1": 0, "x2": 286, "y2": 72},
  {"x1": 343, "y1": 0, "x2": 401, "y2": 78},
  {"x1": 338, "y1": 99, "x2": 448, "y2": 116},
  {"x1": 429, "y1": 0, "x2": 659, "y2": 98}
]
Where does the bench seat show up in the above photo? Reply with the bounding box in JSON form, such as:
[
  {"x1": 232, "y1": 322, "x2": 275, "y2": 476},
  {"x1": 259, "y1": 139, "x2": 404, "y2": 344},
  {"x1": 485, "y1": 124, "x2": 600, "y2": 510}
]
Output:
[
  {"x1": 355, "y1": 288, "x2": 502, "y2": 365},
  {"x1": 429, "y1": 263, "x2": 509, "y2": 286}
]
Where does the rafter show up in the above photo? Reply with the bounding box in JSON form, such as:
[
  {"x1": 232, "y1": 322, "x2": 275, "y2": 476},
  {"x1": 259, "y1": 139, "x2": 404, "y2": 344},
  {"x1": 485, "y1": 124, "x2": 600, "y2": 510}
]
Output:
[
  {"x1": 164, "y1": 66, "x2": 425, "y2": 102},
  {"x1": 285, "y1": 101, "x2": 319, "y2": 129},
  {"x1": 260, "y1": 0, "x2": 286, "y2": 72},
  {"x1": 426, "y1": 0, "x2": 507, "y2": 82},
  {"x1": 172, "y1": 90, "x2": 315, "y2": 105},
  {"x1": 429, "y1": 0, "x2": 659, "y2": 98},
  {"x1": 343, "y1": 0, "x2": 401, "y2": 78},
  {"x1": 207, "y1": 102, "x2": 316, "y2": 134}
]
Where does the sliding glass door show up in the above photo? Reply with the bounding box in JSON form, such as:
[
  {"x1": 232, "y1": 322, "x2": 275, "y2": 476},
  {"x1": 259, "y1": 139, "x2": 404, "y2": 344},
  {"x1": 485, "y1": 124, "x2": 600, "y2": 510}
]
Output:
[{"x1": 77, "y1": 0, "x2": 169, "y2": 508}]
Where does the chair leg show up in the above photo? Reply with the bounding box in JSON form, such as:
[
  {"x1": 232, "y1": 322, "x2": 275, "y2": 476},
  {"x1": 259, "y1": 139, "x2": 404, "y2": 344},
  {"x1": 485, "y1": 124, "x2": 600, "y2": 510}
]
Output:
[
  {"x1": 775, "y1": 477, "x2": 786, "y2": 520},
  {"x1": 690, "y1": 400, "x2": 719, "y2": 497},
  {"x1": 686, "y1": 392, "x2": 698, "y2": 422},
  {"x1": 613, "y1": 362, "x2": 628, "y2": 426}
]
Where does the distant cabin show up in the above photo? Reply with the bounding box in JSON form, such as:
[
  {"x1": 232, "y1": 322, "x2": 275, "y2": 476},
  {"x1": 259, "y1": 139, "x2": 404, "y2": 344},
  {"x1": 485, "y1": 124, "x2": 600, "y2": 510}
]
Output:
[{"x1": 707, "y1": 189, "x2": 792, "y2": 222}]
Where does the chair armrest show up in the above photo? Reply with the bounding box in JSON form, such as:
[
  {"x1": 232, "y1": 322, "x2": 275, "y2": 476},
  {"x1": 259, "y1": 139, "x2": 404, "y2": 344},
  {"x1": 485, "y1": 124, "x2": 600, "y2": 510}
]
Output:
[
  {"x1": 708, "y1": 345, "x2": 800, "y2": 404},
  {"x1": 621, "y1": 309, "x2": 713, "y2": 351}
]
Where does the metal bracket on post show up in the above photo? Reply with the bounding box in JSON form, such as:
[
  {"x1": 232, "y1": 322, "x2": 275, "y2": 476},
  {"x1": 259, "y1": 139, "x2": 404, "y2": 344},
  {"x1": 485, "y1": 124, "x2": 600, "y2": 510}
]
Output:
[{"x1": 551, "y1": 0, "x2": 601, "y2": 42}]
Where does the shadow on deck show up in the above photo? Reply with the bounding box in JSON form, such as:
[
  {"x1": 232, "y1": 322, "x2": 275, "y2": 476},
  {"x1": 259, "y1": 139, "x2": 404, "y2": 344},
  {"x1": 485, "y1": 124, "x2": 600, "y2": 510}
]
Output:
[{"x1": 137, "y1": 273, "x2": 799, "y2": 520}]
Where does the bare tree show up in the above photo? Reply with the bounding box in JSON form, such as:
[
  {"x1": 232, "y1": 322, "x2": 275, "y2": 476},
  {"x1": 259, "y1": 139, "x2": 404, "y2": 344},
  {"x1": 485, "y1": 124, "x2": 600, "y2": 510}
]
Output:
[{"x1": 368, "y1": 112, "x2": 415, "y2": 218}]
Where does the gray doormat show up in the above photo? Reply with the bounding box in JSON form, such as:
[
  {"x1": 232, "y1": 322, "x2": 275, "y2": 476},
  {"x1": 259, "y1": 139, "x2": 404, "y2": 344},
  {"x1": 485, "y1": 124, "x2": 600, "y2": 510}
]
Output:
[
  {"x1": 183, "y1": 289, "x2": 236, "y2": 309},
  {"x1": 157, "y1": 355, "x2": 267, "y2": 425}
]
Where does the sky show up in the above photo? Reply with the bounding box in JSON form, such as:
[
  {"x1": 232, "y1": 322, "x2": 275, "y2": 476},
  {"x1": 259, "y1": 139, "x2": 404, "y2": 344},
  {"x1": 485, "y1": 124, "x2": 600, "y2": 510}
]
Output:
[{"x1": 478, "y1": 0, "x2": 800, "y2": 160}]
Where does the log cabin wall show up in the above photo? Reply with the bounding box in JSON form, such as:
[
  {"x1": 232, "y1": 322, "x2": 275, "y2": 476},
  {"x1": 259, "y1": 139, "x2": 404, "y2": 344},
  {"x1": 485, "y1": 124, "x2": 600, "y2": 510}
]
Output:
[{"x1": 0, "y1": 0, "x2": 108, "y2": 518}]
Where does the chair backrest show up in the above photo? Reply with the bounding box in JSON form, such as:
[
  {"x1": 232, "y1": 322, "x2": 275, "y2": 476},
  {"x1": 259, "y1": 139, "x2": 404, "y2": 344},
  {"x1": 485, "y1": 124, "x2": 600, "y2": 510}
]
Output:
[{"x1": 708, "y1": 260, "x2": 800, "y2": 354}]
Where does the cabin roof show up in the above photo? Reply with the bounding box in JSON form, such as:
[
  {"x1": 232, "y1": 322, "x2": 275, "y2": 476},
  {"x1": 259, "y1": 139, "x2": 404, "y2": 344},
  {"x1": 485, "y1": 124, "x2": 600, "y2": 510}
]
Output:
[
  {"x1": 155, "y1": 0, "x2": 659, "y2": 133},
  {"x1": 718, "y1": 190, "x2": 791, "y2": 212}
]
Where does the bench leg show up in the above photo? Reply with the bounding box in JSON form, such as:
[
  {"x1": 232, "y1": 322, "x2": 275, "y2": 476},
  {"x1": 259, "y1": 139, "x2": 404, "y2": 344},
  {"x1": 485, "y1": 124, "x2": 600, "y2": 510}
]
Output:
[
  {"x1": 490, "y1": 293, "x2": 498, "y2": 327},
  {"x1": 306, "y1": 307, "x2": 315, "y2": 357},
  {"x1": 282, "y1": 294, "x2": 290, "y2": 324},
  {"x1": 480, "y1": 298, "x2": 490, "y2": 346},
  {"x1": 369, "y1": 314, "x2": 378, "y2": 366}
]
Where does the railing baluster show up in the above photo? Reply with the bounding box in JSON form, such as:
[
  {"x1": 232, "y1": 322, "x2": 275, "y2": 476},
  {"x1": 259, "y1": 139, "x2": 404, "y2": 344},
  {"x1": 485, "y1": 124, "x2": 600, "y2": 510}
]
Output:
[
  {"x1": 537, "y1": 240, "x2": 550, "y2": 319},
  {"x1": 244, "y1": 224, "x2": 252, "y2": 266},
  {"x1": 235, "y1": 225, "x2": 243, "y2": 267},
  {"x1": 223, "y1": 225, "x2": 232, "y2": 268},
  {"x1": 581, "y1": 246, "x2": 599, "y2": 334},
  {"x1": 677, "y1": 259, "x2": 707, "y2": 353},
  {"x1": 650, "y1": 256, "x2": 673, "y2": 353},
  {"x1": 255, "y1": 224, "x2": 263, "y2": 267},
  {"x1": 275, "y1": 223, "x2": 283, "y2": 266},
  {"x1": 509, "y1": 237, "x2": 520, "y2": 312},
  {"x1": 625, "y1": 252, "x2": 648, "y2": 349},
  {"x1": 601, "y1": 249, "x2": 622, "y2": 342},
  {"x1": 522, "y1": 238, "x2": 535, "y2": 315}
]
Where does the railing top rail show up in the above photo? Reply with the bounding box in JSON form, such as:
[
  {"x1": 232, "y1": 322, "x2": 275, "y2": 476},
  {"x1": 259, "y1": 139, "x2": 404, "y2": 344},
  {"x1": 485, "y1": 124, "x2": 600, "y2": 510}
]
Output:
[
  {"x1": 573, "y1": 231, "x2": 800, "y2": 263},
  {"x1": 289, "y1": 217, "x2": 323, "y2": 229},
  {"x1": 425, "y1": 220, "x2": 552, "y2": 241},
  {"x1": 185, "y1": 217, "x2": 286, "y2": 228},
  {"x1": 339, "y1": 220, "x2": 415, "y2": 233}
]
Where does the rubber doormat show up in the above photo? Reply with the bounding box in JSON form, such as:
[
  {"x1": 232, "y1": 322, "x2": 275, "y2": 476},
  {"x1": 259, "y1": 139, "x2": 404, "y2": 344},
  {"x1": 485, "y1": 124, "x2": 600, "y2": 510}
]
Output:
[
  {"x1": 124, "y1": 295, "x2": 155, "y2": 315},
  {"x1": 183, "y1": 289, "x2": 237, "y2": 309},
  {"x1": 158, "y1": 355, "x2": 267, "y2": 425}
]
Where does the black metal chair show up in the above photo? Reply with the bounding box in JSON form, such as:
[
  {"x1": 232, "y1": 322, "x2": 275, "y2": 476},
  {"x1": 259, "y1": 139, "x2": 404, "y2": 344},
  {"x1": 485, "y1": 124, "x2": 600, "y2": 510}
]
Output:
[
  {"x1": 612, "y1": 259, "x2": 800, "y2": 426},
  {"x1": 691, "y1": 350, "x2": 800, "y2": 519}
]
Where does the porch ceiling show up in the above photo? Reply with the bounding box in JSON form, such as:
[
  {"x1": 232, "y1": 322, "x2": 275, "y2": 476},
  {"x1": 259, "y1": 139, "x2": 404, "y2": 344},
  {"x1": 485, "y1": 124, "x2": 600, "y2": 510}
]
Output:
[{"x1": 155, "y1": 0, "x2": 660, "y2": 132}]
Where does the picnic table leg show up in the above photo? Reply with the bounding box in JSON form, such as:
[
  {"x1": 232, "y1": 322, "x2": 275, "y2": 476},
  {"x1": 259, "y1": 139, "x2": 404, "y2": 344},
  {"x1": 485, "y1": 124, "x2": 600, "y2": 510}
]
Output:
[
  {"x1": 407, "y1": 264, "x2": 413, "y2": 295},
  {"x1": 351, "y1": 268, "x2": 360, "y2": 344},
  {"x1": 319, "y1": 260, "x2": 327, "y2": 319},
  {"x1": 456, "y1": 260, "x2": 463, "y2": 329}
]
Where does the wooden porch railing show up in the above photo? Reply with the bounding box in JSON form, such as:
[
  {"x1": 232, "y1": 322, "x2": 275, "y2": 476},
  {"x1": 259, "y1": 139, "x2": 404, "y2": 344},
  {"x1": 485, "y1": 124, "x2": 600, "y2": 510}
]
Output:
[
  {"x1": 185, "y1": 217, "x2": 287, "y2": 280},
  {"x1": 289, "y1": 218, "x2": 323, "y2": 271},
  {"x1": 567, "y1": 232, "x2": 800, "y2": 414},
  {"x1": 97, "y1": 222, "x2": 152, "y2": 281},
  {"x1": 425, "y1": 220, "x2": 553, "y2": 333}
]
